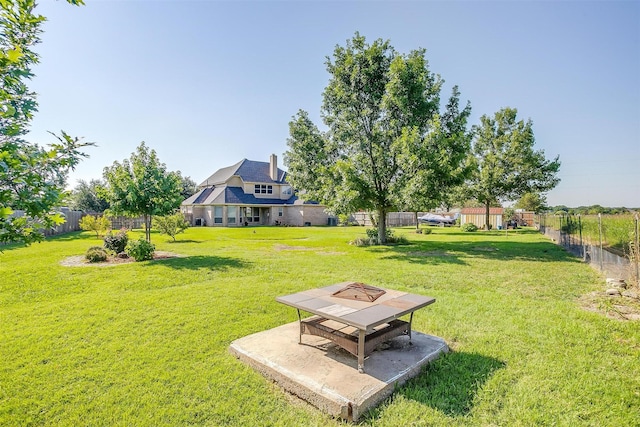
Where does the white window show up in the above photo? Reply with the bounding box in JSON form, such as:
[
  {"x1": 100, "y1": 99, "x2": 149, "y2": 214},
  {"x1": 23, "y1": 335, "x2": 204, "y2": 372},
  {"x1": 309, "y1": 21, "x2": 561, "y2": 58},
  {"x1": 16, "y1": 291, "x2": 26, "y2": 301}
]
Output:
[
  {"x1": 227, "y1": 206, "x2": 236, "y2": 224},
  {"x1": 278, "y1": 207, "x2": 283, "y2": 217},
  {"x1": 214, "y1": 206, "x2": 223, "y2": 224},
  {"x1": 254, "y1": 185, "x2": 260, "y2": 194},
  {"x1": 267, "y1": 185, "x2": 273, "y2": 194},
  {"x1": 282, "y1": 186, "x2": 292, "y2": 196}
]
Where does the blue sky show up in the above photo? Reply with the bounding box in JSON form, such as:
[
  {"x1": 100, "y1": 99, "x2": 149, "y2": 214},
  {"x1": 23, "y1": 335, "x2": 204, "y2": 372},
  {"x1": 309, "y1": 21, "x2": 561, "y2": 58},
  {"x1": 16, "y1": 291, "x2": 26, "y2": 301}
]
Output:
[{"x1": 27, "y1": 0, "x2": 639, "y2": 208}]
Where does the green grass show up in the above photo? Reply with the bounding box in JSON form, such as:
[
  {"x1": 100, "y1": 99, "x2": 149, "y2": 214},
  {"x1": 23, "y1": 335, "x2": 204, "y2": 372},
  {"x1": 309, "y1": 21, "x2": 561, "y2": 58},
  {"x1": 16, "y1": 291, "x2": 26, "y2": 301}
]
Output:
[{"x1": 1, "y1": 226, "x2": 638, "y2": 426}]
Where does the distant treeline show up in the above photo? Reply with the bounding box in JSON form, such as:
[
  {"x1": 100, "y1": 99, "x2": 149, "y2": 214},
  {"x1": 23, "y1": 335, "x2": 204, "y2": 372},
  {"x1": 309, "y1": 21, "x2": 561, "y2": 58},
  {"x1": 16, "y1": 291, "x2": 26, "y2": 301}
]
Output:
[{"x1": 549, "y1": 205, "x2": 638, "y2": 215}]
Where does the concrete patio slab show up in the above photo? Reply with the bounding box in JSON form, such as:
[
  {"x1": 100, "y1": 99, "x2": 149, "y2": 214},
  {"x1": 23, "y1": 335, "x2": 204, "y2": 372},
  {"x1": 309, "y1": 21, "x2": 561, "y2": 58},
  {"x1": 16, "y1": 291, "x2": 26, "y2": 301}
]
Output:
[{"x1": 229, "y1": 321, "x2": 448, "y2": 421}]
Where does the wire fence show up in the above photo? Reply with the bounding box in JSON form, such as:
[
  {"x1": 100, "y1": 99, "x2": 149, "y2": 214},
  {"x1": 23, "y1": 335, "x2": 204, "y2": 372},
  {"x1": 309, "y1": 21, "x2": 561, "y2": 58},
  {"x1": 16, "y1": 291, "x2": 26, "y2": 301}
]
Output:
[{"x1": 537, "y1": 213, "x2": 639, "y2": 285}]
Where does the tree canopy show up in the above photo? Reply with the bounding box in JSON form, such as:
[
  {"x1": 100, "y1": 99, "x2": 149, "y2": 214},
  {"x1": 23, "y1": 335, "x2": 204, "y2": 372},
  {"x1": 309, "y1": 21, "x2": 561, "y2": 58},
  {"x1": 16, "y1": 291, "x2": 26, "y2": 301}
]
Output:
[
  {"x1": 0, "y1": 0, "x2": 91, "y2": 245},
  {"x1": 70, "y1": 179, "x2": 110, "y2": 213},
  {"x1": 102, "y1": 142, "x2": 182, "y2": 242},
  {"x1": 178, "y1": 175, "x2": 197, "y2": 199},
  {"x1": 515, "y1": 192, "x2": 548, "y2": 213},
  {"x1": 469, "y1": 107, "x2": 560, "y2": 229},
  {"x1": 285, "y1": 33, "x2": 471, "y2": 242}
]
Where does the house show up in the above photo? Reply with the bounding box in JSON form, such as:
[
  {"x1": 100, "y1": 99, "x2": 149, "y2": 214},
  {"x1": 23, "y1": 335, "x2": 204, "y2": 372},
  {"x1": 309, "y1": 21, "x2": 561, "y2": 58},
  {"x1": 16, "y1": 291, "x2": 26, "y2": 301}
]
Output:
[
  {"x1": 181, "y1": 154, "x2": 332, "y2": 227},
  {"x1": 459, "y1": 207, "x2": 505, "y2": 229}
]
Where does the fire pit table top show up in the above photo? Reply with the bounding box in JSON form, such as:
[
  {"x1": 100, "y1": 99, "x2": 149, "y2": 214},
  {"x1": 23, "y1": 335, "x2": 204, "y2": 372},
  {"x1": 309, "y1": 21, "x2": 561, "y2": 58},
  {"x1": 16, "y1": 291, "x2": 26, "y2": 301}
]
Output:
[{"x1": 276, "y1": 281, "x2": 435, "y2": 331}]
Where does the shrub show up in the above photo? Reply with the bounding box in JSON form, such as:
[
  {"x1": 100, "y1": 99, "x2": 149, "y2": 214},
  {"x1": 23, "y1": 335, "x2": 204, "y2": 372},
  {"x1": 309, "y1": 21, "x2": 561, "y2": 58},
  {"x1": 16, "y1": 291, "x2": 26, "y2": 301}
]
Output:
[
  {"x1": 126, "y1": 238, "x2": 155, "y2": 261},
  {"x1": 366, "y1": 228, "x2": 394, "y2": 239},
  {"x1": 79, "y1": 215, "x2": 111, "y2": 238},
  {"x1": 85, "y1": 246, "x2": 108, "y2": 263},
  {"x1": 461, "y1": 223, "x2": 478, "y2": 232},
  {"x1": 351, "y1": 229, "x2": 408, "y2": 246},
  {"x1": 422, "y1": 228, "x2": 432, "y2": 235},
  {"x1": 104, "y1": 230, "x2": 128, "y2": 254},
  {"x1": 153, "y1": 213, "x2": 189, "y2": 241}
]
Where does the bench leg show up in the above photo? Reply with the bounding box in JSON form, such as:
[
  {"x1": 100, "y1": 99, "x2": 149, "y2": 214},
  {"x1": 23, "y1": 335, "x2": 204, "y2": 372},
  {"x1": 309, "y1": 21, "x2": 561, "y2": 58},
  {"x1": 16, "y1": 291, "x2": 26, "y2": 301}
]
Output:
[{"x1": 357, "y1": 329, "x2": 366, "y2": 373}]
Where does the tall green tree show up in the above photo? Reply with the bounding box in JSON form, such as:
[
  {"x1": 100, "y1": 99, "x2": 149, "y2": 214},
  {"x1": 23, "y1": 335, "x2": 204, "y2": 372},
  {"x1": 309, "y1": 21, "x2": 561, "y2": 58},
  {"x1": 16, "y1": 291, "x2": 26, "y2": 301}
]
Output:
[
  {"x1": 397, "y1": 86, "x2": 473, "y2": 227},
  {"x1": 0, "y1": 0, "x2": 91, "y2": 245},
  {"x1": 285, "y1": 33, "x2": 469, "y2": 243},
  {"x1": 102, "y1": 142, "x2": 182, "y2": 242},
  {"x1": 70, "y1": 179, "x2": 110, "y2": 213},
  {"x1": 178, "y1": 175, "x2": 197, "y2": 199},
  {"x1": 469, "y1": 107, "x2": 560, "y2": 229},
  {"x1": 515, "y1": 192, "x2": 547, "y2": 213}
]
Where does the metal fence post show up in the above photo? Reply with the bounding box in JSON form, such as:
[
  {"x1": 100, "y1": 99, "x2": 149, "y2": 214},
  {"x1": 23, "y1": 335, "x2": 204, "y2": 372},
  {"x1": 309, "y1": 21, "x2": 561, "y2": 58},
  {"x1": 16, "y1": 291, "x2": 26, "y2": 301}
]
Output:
[
  {"x1": 598, "y1": 213, "x2": 603, "y2": 271},
  {"x1": 635, "y1": 214, "x2": 639, "y2": 284},
  {"x1": 578, "y1": 214, "x2": 583, "y2": 259}
]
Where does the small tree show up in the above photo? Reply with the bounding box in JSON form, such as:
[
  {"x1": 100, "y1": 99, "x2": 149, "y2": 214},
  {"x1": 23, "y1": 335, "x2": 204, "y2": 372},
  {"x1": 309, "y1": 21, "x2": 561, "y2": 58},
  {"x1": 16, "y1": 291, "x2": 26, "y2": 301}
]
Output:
[
  {"x1": 79, "y1": 215, "x2": 110, "y2": 238},
  {"x1": 154, "y1": 213, "x2": 189, "y2": 241},
  {"x1": 102, "y1": 142, "x2": 183, "y2": 242}
]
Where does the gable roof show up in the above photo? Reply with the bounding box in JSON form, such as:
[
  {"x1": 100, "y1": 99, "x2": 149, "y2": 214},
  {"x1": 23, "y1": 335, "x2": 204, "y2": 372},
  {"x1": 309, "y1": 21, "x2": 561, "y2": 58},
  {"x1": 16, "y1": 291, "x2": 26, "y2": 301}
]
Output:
[
  {"x1": 181, "y1": 185, "x2": 311, "y2": 206},
  {"x1": 197, "y1": 159, "x2": 287, "y2": 187},
  {"x1": 461, "y1": 207, "x2": 504, "y2": 215}
]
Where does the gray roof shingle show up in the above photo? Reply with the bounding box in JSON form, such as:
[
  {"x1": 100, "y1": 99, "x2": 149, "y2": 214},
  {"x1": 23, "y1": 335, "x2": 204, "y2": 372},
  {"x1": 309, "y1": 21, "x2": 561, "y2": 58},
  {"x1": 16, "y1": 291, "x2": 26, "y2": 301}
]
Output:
[{"x1": 197, "y1": 159, "x2": 287, "y2": 187}]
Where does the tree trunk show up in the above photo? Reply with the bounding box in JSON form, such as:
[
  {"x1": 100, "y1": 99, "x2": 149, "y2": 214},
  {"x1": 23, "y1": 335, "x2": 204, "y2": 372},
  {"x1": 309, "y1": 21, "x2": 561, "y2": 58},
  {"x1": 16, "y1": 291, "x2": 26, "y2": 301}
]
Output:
[
  {"x1": 378, "y1": 207, "x2": 387, "y2": 244},
  {"x1": 414, "y1": 212, "x2": 419, "y2": 230},
  {"x1": 143, "y1": 214, "x2": 152, "y2": 242},
  {"x1": 485, "y1": 203, "x2": 491, "y2": 230}
]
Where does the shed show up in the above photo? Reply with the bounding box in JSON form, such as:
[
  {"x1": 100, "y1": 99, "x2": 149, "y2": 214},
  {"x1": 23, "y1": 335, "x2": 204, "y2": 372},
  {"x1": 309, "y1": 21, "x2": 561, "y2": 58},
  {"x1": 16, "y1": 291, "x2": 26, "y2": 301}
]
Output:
[{"x1": 460, "y1": 207, "x2": 504, "y2": 229}]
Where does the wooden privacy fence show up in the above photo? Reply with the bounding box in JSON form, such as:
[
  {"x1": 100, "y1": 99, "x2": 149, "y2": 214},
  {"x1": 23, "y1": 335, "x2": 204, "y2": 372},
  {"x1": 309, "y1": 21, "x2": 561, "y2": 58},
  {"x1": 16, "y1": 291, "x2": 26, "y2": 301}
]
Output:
[
  {"x1": 351, "y1": 212, "x2": 446, "y2": 227},
  {"x1": 9, "y1": 209, "x2": 85, "y2": 237}
]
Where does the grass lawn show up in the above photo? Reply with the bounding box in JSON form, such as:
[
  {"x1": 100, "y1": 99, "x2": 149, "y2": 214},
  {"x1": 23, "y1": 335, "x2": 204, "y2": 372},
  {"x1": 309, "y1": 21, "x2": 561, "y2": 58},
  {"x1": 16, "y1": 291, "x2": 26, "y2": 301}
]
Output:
[{"x1": 1, "y1": 226, "x2": 638, "y2": 426}]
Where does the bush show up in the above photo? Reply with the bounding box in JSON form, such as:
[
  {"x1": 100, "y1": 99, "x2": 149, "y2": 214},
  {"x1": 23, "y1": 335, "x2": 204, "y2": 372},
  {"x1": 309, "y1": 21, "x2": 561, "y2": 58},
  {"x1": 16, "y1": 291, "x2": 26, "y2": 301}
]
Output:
[
  {"x1": 153, "y1": 213, "x2": 189, "y2": 241},
  {"x1": 85, "y1": 246, "x2": 108, "y2": 263},
  {"x1": 79, "y1": 215, "x2": 111, "y2": 238},
  {"x1": 126, "y1": 238, "x2": 155, "y2": 261},
  {"x1": 461, "y1": 223, "x2": 478, "y2": 232},
  {"x1": 351, "y1": 229, "x2": 408, "y2": 246},
  {"x1": 104, "y1": 230, "x2": 128, "y2": 254},
  {"x1": 422, "y1": 228, "x2": 432, "y2": 235},
  {"x1": 366, "y1": 228, "x2": 394, "y2": 239}
]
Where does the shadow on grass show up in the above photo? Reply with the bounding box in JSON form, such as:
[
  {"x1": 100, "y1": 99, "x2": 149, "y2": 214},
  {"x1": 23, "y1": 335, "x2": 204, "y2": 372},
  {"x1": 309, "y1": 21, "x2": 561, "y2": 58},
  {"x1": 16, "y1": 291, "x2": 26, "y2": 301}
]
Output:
[
  {"x1": 148, "y1": 255, "x2": 250, "y2": 271},
  {"x1": 379, "y1": 238, "x2": 581, "y2": 264},
  {"x1": 400, "y1": 351, "x2": 504, "y2": 417},
  {"x1": 165, "y1": 239, "x2": 204, "y2": 244},
  {"x1": 1, "y1": 231, "x2": 90, "y2": 252}
]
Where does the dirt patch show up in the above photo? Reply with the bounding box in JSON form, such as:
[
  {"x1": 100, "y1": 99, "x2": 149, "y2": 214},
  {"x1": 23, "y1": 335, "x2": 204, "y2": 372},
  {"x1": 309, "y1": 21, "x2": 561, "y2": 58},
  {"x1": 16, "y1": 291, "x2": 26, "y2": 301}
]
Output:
[
  {"x1": 273, "y1": 244, "x2": 311, "y2": 251},
  {"x1": 273, "y1": 244, "x2": 344, "y2": 256},
  {"x1": 580, "y1": 290, "x2": 640, "y2": 321},
  {"x1": 472, "y1": 246, "x2": 497, "y2": 252},
  {"x1": 407, "y1": 251, "x2": 450, "y2": 257},
  {"x1": 60, "y1": 251, "x2": 181, "y2": 267}
]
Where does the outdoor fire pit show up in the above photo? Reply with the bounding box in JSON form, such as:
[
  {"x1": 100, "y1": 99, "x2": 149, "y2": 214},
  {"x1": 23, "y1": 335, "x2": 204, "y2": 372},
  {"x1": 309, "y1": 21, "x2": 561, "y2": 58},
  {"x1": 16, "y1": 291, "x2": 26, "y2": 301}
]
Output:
[{"x1": 276, "y1": 281, "x2": 436, "y2": 373}]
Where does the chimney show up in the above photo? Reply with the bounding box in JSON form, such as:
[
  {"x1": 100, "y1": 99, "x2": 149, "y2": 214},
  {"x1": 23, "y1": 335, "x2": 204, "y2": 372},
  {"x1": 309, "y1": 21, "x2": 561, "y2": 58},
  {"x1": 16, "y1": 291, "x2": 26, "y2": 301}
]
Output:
[{"x1": 270, "y1": 154, "x2": 278, "y2": 181}]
